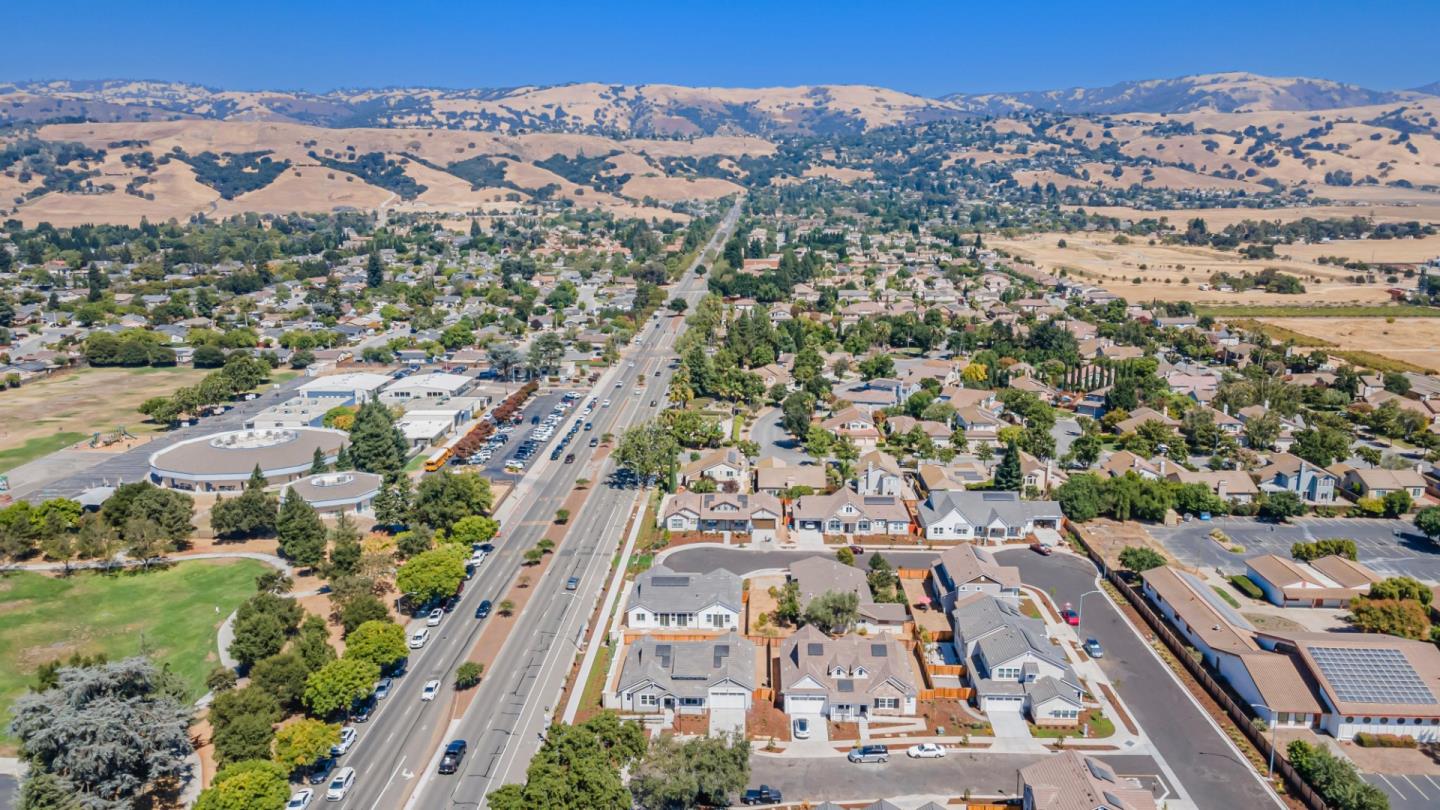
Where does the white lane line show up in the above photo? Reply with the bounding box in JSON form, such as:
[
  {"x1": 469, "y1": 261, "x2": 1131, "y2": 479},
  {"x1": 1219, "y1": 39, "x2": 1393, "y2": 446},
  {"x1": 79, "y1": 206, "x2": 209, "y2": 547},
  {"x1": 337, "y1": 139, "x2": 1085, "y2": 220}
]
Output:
[
  {"x1": 1403, "y1": 774, "x2": 1429, "y2": 799},
  {"x1": 365, "y1": 755, "x2": 405, "y2": 810},
  {"x1": 1377, "y1": 773, "x2": 1408, "y2": 800}
]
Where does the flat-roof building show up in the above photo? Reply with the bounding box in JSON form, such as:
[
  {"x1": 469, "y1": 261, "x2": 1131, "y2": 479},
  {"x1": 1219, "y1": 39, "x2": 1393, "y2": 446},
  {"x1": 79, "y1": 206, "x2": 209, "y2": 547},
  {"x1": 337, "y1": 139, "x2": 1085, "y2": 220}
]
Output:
[
  {"x1": 379, "y1": 372, "x2": 473, "y2": 405},
  {"x1": 282, "y1": 471, "x2": 382, "y2": 516},
  {"x1": 149, "y1": 427, "x2": 348, "y2": 492},
  {"x1": 298, "y1": 372, "x2": 393, "y2": 403}
]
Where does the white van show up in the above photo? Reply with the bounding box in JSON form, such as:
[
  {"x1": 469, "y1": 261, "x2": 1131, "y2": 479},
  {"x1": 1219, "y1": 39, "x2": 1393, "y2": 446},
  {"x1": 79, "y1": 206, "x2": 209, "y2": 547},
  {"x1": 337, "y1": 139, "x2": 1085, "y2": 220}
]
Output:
[{"x1": 325, "y1": 767, "x2": 355, "y2": 801}]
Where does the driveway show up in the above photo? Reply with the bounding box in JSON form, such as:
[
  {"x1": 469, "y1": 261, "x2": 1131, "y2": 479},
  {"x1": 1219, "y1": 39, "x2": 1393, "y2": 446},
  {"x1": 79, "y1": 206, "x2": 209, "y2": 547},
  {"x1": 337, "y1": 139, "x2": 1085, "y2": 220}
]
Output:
[
  {"x1": 748, "y1": 752, "x2": 1176, "y2": 805},
  {"x1": 985, "y1": 705, "x2": 1032, "y2": 740},
  {"x1": 750, "y1": 407, "x2": 810, "y2": 465},
  {"x1": 711, "y1": 708, "x2": 746, "y2": 737},
  {"x1": 995, "y1": 548, "x2": 1280, "y2": 810},
  {"x1": 1149, "y1": 516, "x2": 1440, "y2": 579}
]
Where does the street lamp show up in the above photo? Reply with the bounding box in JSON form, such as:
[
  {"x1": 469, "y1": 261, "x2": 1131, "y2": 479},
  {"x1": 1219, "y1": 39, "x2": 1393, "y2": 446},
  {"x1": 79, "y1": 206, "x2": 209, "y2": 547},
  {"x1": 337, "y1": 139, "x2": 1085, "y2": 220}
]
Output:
[
  {"x1": 1248, "y1": 701, "x2": 1277, "y2": 778},
  {"x1": 1075, "y1": 589, "x2": 1102, "y2": 623}
]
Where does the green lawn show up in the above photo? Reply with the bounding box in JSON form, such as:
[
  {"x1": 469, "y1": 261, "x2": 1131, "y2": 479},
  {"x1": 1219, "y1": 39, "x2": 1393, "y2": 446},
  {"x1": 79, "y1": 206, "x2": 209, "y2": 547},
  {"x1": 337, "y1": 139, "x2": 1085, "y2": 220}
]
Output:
[
  {"x1": 0, "y1": 559, "x2": 267, "y2": 746},
  {"x1": 1211, "y1": 585, "x2": 1242, "y2": 608},
  {"x1": 0, "y1": 432, "x2": 87, "y2": 473}
]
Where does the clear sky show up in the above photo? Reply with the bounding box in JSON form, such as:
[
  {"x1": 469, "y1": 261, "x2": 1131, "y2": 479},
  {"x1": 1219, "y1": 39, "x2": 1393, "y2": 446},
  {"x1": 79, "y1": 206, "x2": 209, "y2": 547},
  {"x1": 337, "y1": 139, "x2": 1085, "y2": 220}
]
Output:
[{"x1": 4, "y1": 0, "x2": 1436, "y2": 96}]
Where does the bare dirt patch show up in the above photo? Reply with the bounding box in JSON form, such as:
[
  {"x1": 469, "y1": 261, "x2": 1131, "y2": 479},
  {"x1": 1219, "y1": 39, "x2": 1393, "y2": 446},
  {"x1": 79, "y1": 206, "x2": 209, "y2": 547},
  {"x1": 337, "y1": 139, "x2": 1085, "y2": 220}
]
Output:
[{"x1": 1258, "y1": 317, "x2": 1440, "y2": 371}]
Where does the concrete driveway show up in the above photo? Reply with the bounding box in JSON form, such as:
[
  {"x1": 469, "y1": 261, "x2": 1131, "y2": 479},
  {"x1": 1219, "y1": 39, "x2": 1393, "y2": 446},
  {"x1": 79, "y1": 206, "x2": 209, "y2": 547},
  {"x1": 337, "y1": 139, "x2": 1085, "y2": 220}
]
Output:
[
  {"x1": 710, "y1": 707, "x2": 746, "y2": 737},
  {"x1": 985, "y1": 705, "x2": 1032, "y2": 740},
  {"x1": 1149, "y1": 516, "x2": 1440, "y2": 579}
]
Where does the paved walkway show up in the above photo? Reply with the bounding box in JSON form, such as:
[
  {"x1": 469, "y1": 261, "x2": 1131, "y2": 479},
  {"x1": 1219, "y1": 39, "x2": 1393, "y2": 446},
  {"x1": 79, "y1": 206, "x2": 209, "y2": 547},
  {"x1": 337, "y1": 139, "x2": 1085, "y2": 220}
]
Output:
[{"x1": 0, "y1": 549, "x2": 292, "y2": 575}]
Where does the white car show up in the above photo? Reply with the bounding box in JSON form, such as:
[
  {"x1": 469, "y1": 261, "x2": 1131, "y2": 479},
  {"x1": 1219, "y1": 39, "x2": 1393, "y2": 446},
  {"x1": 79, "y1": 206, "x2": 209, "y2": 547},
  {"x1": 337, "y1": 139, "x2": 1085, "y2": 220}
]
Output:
[
  {"x1": 792, "y1": 717, "x2": 810, "y2": 739},
  {"x1": 421, "y1": 679, "x2": 441, "y2": 701},
  {"x1": 330, "y1": 726, "x2": 357, "y2": 756},
  {"x1": 601, "y1": 399, "x2": 611, "y2": 407},
  {"x1": 409, "y1": 628, "x2": 430, "y2": 649},
  {"x1": 469, "y1": 551, "x2": 487, "y2": 566},
  {"x1": 906, "y1": 743, "x2": 946, "y2": 759},
  {"x1": 325, "y1": 767, "x2": 355, "y2": 801},
  {"x1": 426, "y1": 609, "x2": 444, "y2": 627},
  {"x1": 287, "y1": 789, "x2": 314, "y2": 809}
]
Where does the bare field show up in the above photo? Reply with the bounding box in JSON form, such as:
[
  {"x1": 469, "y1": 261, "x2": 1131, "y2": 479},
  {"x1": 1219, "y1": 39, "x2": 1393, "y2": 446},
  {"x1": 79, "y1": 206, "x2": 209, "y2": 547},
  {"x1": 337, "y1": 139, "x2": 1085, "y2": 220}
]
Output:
[
  {"x1": 1257, "y1": 317, "x2": 1440, "y2": 371},
  {"x1": 1070, "y1": 203, "x2": 1440, "y2": 230},
  {"x1": 994, "y1": 233, "x2": 1403, "y2": 305},
  {"x1": 0, "y1": 366, "x2": 208, "y2": 471}
]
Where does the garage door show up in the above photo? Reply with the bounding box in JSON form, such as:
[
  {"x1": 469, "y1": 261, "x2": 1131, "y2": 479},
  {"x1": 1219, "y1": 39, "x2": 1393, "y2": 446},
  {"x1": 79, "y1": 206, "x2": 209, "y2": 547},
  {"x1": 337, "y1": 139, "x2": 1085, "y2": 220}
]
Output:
[
  {"x1": 787, "y1": 695, "x2": 826, "y2": 715},
  {"x1": 710, "y1": 690, "x2": 749, "y2": 710},
  {"x1": 983, "y1": 695, "x2": 1024, "y2": 711}
]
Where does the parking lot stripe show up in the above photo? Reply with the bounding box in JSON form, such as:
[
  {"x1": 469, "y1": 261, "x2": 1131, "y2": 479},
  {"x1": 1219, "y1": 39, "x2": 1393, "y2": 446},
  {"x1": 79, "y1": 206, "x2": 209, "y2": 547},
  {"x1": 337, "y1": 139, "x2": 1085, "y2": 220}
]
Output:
[
  {"x1": 1403, "y1": 775, "x2": 1429, "y2": 799},
  {"x1": 1377, "y1": 774, "x2": 1410, "y2": 800}
]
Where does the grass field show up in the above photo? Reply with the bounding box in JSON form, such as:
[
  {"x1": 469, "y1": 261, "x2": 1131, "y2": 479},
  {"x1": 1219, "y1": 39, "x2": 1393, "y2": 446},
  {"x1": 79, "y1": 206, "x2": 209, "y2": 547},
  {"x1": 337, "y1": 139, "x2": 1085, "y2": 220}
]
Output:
[
  {"x1": 0, "y1": 559, "x2": 267, "y2": 746},
  {"x1": 1201, "y1": 304, "x2": 1440, "y2": 318},
  {"x1": 0, "y1": 366, "x2": 209, "y2": 473}
]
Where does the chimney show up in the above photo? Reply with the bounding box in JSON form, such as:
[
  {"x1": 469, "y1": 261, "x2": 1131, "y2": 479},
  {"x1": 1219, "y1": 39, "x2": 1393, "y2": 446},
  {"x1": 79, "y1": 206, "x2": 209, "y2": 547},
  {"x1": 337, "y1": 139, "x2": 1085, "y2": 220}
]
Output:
[{"x1": 1159, "y1": 458, "x2": 1168, "y2": 475}]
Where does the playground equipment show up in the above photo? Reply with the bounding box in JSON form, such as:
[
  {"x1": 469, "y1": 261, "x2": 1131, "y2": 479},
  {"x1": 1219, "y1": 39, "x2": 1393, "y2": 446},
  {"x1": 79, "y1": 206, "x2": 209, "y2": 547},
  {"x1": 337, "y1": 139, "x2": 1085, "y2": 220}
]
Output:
[{"x1": 90, "y1": 426, "x2": 138, "y2": 448}]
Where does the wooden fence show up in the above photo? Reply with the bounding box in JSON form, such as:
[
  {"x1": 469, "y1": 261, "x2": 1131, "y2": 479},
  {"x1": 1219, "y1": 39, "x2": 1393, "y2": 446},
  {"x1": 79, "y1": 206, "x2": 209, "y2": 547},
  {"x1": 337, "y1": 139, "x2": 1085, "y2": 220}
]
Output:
[
  {"x1": 919, "y1": 686, "x2": 973, "y2": 701},
  {"x1": 1065, "y1": 522, "x2": 1331, "y2": 810},
  {"x1": 898, "y1": 567, "x2": 930, "y2": 580}
]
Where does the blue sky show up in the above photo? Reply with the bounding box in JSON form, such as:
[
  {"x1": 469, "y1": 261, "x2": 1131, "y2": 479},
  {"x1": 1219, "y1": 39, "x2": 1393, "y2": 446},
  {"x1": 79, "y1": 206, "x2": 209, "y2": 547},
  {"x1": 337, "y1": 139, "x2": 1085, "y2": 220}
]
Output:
[{"x1": 4, "y1": 1, "x2": 1436, "y2": 96}]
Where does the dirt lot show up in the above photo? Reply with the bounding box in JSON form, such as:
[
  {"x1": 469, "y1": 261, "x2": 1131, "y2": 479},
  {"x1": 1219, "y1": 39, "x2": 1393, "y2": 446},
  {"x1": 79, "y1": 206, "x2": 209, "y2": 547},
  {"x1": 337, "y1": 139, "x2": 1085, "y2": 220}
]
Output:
[
  {"x1": 994, "y1": 233, "x2": 1403, "y2": 305},
  {"x1": 1257, "y1": 317, "x2": 1440, "y2": 371},
  {"x1": 1074, "y1": 204, "x2": 1440, "y2": 230},
  {"x1": 0, "y1": 366, "x2": 208, "y2": 471}
]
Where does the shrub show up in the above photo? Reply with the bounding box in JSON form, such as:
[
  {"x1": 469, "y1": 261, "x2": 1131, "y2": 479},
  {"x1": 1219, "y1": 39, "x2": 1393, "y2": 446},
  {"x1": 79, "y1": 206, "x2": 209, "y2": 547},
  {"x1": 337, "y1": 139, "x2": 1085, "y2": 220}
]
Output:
[
  {"x1": 1229, "y1": 575, "x2": 1265, "y2": 600},
  {"x1": 455, "y1": 662, "x2": 484, "y2": 689},
  {"x1": 1353, "y1": 732, "x2": 1418, "y2": 749}
]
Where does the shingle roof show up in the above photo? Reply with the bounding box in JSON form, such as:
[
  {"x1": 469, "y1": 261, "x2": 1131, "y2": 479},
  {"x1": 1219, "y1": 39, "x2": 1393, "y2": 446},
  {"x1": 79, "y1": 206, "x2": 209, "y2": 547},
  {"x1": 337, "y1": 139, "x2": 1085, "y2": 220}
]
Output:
[
  {"x1": 779, "y1": 625, "x2": 916, "y2": 702},
  {"x1": 917, "y1": 490, "x2": 1061, "y2": 529},
  {"x1": 617, "y1": 632, "x2": 756, "y2": 698},
  {"x1": 1019, "y1": 751, "x2": 1157, "y2": 810},
  {"x1": 626, "y1": 564, "x2": 742, "y2": 616}
]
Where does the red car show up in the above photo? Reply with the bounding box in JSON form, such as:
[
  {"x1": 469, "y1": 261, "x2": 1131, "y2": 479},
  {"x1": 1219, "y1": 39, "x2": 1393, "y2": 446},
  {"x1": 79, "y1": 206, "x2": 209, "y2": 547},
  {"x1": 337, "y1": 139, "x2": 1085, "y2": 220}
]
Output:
[
  {"x1": 1030, "y1": 542, "x2": 1053, "y2": 556},
  {"x1": 1060, "y1": 608, "x2": 1080, "y2": 626}
]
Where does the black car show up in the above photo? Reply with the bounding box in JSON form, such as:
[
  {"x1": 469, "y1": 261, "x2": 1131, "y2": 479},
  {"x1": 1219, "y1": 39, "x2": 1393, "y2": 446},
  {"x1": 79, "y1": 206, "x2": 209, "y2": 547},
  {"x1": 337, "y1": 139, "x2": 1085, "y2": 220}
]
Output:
[
  {"x1": 564, "y1": 453, "x2": 576, "y2": 464},
  {"x1": 475, "y1": 600, "x2": 492, "y2": 620},
  {"x1": 307, "y1": 757, "x2": 337, "y2": 785},
  {"x1": 742, "y1": 785, "x2": 783, "y2": 805},
  {"x1": 441, "y1": 595, "x2": 459, "y2": 613},
  {"x1": 351, "y1": 695, "x2": 376, "y2": 723},
  {"x1": 589, "y1": 437, "x2": 599, "y2": 447},
  {"x1": 477, "y1": 543, "x2": 495, "y2": 554},
  {"x1": 438, "y1": 739, "x2": 468, "y2": 774}
]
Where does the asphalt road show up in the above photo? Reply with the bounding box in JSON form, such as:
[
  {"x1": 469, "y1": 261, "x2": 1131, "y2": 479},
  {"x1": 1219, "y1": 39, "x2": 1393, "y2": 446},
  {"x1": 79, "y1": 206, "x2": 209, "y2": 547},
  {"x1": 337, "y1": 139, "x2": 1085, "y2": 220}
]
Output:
[
  {"x1": 748, "y1": 752, "x2": 1176, "y2": 805},
  {"x1": 749, "y1": 407, "x2": 809, "y2": 466},
  {"x1": 664, "y1": 544, "x2": 1281, "y2": 810},
  {"x1": 1149, "y1": 516, "x2": 1440, "y2": 579},
  {"x1": 331, "y1": 198, "x2": 743, "y2": 810},
  {"x1": 0, "y1": 775, "x2": 13, "y2": 810}
]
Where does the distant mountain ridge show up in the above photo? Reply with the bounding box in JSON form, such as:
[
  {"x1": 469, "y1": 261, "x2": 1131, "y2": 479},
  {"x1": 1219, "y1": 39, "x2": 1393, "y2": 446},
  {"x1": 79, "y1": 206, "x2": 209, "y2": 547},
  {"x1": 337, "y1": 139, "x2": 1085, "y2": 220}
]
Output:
[{"x1": 2, "y1": 72, "x2": 1435, "y2": 136}]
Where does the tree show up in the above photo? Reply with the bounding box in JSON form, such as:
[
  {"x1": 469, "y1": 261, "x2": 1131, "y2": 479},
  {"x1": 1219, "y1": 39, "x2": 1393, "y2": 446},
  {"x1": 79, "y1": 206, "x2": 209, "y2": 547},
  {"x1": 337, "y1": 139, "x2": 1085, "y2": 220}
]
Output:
[
  {"x1": 210, "y1": 467, "x2": 278, "y2": 540},
  {"x1": 372, "y1": 476, "x2": 413, "y2": 529},
  {"x1": 396, "y1": 546, "x2": 467, "y2": 606},
  {"x1": 1415, "y1": 506, "x2": 1440, "y2": 544},
  {"x1": 213, "y1": 713, "x2": 275, "y2": 766},
  {"x1": 455, "y1": 662, "x2": 484, "y2": 689},
  {"x1": 101, "y1": 482, "x2": 193, "y2": 545},
  {"x1": 994, "y1": 441, "x2": 1022, "y2": 491},
  {"x1": 802, "y1": 590, "x2": 859, "y2": 634},
  {"x1": 1286, "y1": 740, "x2": 1389, "y2": 810},
  {"x1": 271, "y1": 719, "x2": 340, "y2": 770},
  {"x1": 229, "y1": 592, "x2": 302, "y2": 668},
  {"x1": 309, "y1": 447, "x2": 329, "y2": 476},
  {"x1": 629, "y1": 732, "x2": 749, "y2": 810},
  {"x1": 1382, "y1": 489, "x2": 1412, "y2": 518},
  {"x1": 1258, "y1": 491, "x2": 1305, "y2": 522},
  {"x1": 486, "y1": 713, "x2": 645, "y2": 810},
  {"x1": 450, "y1": 515, "x2": 499, "y2": 546},
  {"x1": 1348, "y1": 597, "x2": 1430, "y2": 640},
  {"x1": 1291, "y1": 538, "x2": 1358, "y2": 562},
  {"x1": 1056, "y1": 473, "x2": 1105, "y2": 522},
  {"x1": 303, "y1": 658, "x2": 380, "y2": 718},
  {"x1": 527, "y1": 332, "x2": 565, "y2": 375},
  {"x1": 338, "y1": 594, "x2": 390, "y2": 635},
  {"x1": 366, "y1": 251, "x2": 385, "y2": 288},
  {"x1": 615, "y1": 421, "x2": 679, "y2": 483},
  {"x1": 17, "y1": 772, "x2": 82, "y2": 810},
  {"x1": 11, "y1": 658, "x2": 192, "y2": 809},
  {"x1": 326, "y1": 515, "x2": 363, "y2": 577},
  {"x1": 276, "y1": 488, "x2": 326, "y2": 568},
  {"x1": 348, "y1": 401, "x2": 407, "y2": 478},
  {"x1": 249, "y1": 653, "x2": 310, "y2": 712},
  {"x1": 834, "y1": 546, "x2": 855, "y2": 566},
  {"x1": 1241, "y1": 411, "x2": 1282, "y2": 452},
  {"x1": 1069, "y1": 432, "x2": 1102, "y2": 468},
  {"x1": 1368, "y1": 576, "x2": 1433, "y2": 605},
  {"x1": 1118, "y1": 546, "x2": 1166, "y2": 572},
  {"x1": 344, "y1": 620, "x2": 409, "y2": 669},
  {"x1": 781, "y1": 391, "x2": 815, "y2": 438},
  {"x1": 413, "y1": 471, "x2": 493, "y2": 530},
  {"x1": 194, "y1": 760, "x2": 290, "y2": 810}
]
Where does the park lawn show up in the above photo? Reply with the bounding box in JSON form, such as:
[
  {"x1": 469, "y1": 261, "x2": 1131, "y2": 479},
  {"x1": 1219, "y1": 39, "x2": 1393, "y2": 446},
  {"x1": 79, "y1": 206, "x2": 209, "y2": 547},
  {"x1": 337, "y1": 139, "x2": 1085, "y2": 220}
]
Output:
[
  {"x1": 0, "y1": 559, "x2": 267, "y2": 746},
  {"x1": 0, "y1": 432, "x2": 87, "y2": 472}
]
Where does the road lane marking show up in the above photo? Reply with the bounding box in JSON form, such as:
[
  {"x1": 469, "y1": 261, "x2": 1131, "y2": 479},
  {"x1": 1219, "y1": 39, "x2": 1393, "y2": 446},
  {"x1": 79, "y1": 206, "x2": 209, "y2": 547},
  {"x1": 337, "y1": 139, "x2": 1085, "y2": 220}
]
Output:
[{"x1": 364, "y1": 755, "x2": 405, "y2": 810}]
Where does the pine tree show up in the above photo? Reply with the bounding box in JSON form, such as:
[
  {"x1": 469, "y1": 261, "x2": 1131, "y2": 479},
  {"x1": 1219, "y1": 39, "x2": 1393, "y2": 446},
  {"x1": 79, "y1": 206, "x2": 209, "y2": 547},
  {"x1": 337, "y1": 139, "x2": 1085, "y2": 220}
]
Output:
[
  {"x1": 366, "y1": 251, "x2": 384, "y2": 288},
  {"x1": 334, "y1": 444, "x2": 353, "y2": 471},
  {"x1": 326, "y1": 514, "x2": 362, "y2": 577},
  {"x1": 310, "y1": 446, "x2": 329, "y2": 476},
  {"x1": 348, "y1": 401, "x2": 407, "y2": 478},
  {"x1": 995, "y1": 441, "x2": 1023, "y2": 492},
  {"x1": 277, "y1": 488, "x2": 326, "y2": 569}
]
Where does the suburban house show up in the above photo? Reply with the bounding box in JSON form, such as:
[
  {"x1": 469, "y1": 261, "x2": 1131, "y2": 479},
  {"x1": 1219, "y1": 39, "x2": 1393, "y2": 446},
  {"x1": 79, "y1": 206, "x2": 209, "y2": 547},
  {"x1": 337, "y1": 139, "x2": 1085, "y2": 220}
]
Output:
[
  {"x1": 791, "y1": 490, "x2": 911, "y2": 536},
  {"x1": 1165, "y1": 467, "x2": 1260, "y2": 505},
  {"x1": 930, "y1": 544, "x2": 1022, "y2": 612},
  {"x1": 661, "y1": 492, "x2": 783, "y2": 534},
  {"x1": 915, "y1": 491, "x2": 1063, "y2": 544},
  {"x1": 789, "y1": 556, "x2": 870, "y2": 606},
  {"x1": 954, "y1": 405, "x2": 1004, "y2": 448},
  {"x1": 951, "y1": 594, "x2": 1084, "y2": 725},
  {"x1": 855, "y1": 450, "x2": 908, "y2": 497},
  {"x1": 625, "y1": 565, "x2": 743, "y2": 631},
  {"x1": 1244, "y1": 555, "x2": 1380, "y2": 608},
  {"x1": 1019, "y1": 751, "x2": 1158, "y2": 810},
  {"x1": 779, "y1": 625, "x2": 918, "y2": 720},
  {"x1": 1099, "y1": 450, "x2": 1166, "y2": 481},
  {"x1": 1340, "y1": 467, "x2": 1426, "y2": 501},
  {"x1": 1255, "y1": 453, "x2": 1338, "y2": 504},
  {"x1": 753, "y1": 458, "x2": 829, "y2": 497},
  {"x1": 611, "y1": 632, "x2": 757, "y2": 719},
  {"x1": 679, "y1": 447, "x2": 751, "y2": 492},
  {"x1": 821, "y1": 407, "x2": 881, "y2": 450}
]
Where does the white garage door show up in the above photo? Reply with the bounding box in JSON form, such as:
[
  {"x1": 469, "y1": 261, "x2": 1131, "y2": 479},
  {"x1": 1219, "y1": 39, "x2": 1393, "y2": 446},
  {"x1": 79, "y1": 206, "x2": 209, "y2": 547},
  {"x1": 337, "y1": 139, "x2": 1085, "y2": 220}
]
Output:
[
  {"x1": 786, "y1": 695, "x2": 826, "y2": 715},
  {"x1": 710, "y1": 690, "x2": 749, "y2": 710}
]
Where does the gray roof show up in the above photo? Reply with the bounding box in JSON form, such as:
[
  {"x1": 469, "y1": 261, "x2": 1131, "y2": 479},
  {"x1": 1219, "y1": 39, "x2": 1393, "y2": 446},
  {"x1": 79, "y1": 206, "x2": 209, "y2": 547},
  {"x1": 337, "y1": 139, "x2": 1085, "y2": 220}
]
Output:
[
  {"x1": 626, "y1": 565, "x2": 742, "y2": 616},
  {"x1": 917, "y1": 490, "x2": 1061, "y2": 529},
  {"x1": 789, "y1": 556, "x2": 871, "y2": 606},
  {"x1": 617, "y1": 632, "x2": 756, "y2": 697},
  {"x1": 1025, "y1": 675, "x2": 1083, "y2": 708},
  {"x1": 779, "y1": 625, "x2": 917, "y2": 702},
  {"x1": 950, "y1": 593, "x2": 1035, "y2": 647}
]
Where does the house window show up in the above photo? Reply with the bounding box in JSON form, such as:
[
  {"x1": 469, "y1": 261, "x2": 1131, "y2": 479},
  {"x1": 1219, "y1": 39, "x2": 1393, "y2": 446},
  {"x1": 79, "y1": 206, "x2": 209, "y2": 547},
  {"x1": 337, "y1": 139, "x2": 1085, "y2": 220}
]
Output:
[
  {"x1": 857, "y1": 520, "x2": 871, "y2": 532},
  {"x1": 708, "y1": 613, "x2": 728, "y2": 628},
  {"x1": 827, "y1": 520, "x2": 842, "y2": 532},
  {"x1": 659, "y1": 614, "x2": 671, "y2": 627},
  {"x1": 874, "y1": 697, "x2": 899, "y2": 710},
  {"x1": 676, "y1": 614, "x2": 690, "y2": 627},
  {"x1": 634, "y1": 612, "x2": 647, "y2": 623},
  {"x1": 681, "y1": 697, "x2": 704, "y2": 707},
  {"x1": 639, "y1": 694, "x2": 658, "y2": 706}
]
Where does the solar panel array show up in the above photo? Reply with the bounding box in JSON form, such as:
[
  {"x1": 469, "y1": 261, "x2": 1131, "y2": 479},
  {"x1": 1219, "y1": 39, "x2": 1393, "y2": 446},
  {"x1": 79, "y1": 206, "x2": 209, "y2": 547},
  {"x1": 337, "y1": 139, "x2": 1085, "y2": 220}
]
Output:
[
  {"x1": 1309, "y1": 646, "x2": 1438, "y2": 705},
  {"x1": 650, "y1": 575, "x2": 691, "y2": 588}
]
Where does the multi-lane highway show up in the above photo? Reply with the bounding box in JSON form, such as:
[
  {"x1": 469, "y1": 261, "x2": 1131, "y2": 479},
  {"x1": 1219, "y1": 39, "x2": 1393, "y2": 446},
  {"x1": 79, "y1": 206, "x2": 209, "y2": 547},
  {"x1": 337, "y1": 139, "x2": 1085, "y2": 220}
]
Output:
[{"x1": 328, "y1": 198, "x2": 741, "y2": 810}]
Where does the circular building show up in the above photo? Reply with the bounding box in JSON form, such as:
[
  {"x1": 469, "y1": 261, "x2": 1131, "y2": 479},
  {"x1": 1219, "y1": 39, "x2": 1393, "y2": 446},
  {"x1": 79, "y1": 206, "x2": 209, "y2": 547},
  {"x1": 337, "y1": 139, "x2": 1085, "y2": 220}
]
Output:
[
  {"x1": 149, "y1": 427, "x2": 348, "y2": 492},
  {"x1": 283, "y1": 471, "x2": 382, "y2": 516}
]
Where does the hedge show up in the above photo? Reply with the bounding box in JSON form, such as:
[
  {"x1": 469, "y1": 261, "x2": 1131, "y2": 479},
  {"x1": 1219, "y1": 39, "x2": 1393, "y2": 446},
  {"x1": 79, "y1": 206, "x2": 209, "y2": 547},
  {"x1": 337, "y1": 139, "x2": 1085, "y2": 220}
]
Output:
[
  {"x1": 1354, "y1": 732, "x2": 1418, "y2": 748},
  {"x1": 1229, "y1": 574, "x2": 1265, "y2": 600}
]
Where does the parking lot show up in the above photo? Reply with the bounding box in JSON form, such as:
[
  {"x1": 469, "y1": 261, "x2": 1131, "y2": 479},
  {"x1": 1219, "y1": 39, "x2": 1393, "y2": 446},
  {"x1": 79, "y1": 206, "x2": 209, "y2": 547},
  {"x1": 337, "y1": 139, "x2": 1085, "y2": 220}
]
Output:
[
  {"x1": 463, "y1": 390, "x2": 592, "y2": 482},
  {"x1": 1149, "y1": 517, "x2": 1440, "y2": 579},
  {"x1": 1364, "y1": 772, "x2": 1440, "y2": 810}
]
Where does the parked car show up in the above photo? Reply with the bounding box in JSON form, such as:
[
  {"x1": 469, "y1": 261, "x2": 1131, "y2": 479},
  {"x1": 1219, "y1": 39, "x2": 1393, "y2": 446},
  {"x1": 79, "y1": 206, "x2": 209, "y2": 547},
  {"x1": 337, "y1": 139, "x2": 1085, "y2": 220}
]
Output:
[
  {"x1": 1083, "y1": 638, "x2": 1104, "y2": 659},
  {"x1": 1030, "y1": 542, "x2": 1053, "y2": 556},
  {"x1": 307, "y1": 758, "x2": 336, "y2": 785},
  {"x1": 1060, "y1": 608, "x2": 1080, "y2": 626},
  {"x1": 426, "y1": 608, "x2": 444, "y2": 627},
  {"x1": 351, "y1": 695, "x2": 375, "y2": 723},
  {"x1": 330, "y1": 726, "x2": 357, "y2": 757},
  {"x1": 421, "y1": 679, "x2": 441, "y2": 702},
  {"x1": 409, "y1": 628, "x2": 430, "y2": 649},
  {"x1": 847, "y1": 745, "x2": 890, "y2": 763},
  {"x1": 741, "y1": 785, "x2": 783, "y2": 805},
  {"x1": 791, "y1": 717, "x2": 810, "y2": 739},
  {"x1": 325, "y1": 767, "x2": 355, "y2": 801},
  {"x1": 847, "y1": 544, "x2": 864, "y2": 555},
  {"x1": 286, "y1": 789, "x2": 314, "y2": 810},
  {"x1": 438, "y1": 739, "x2": 467, "y2": 774},
  {"x1": 906, "y1": 743, "x2": 946, "y2": 758},
  {"x1": 475, "y1": 600, "x2": 492, "y2": 620},
  {"x1": 374, "y1": 678, "x2": 393, "y2": 700}
]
